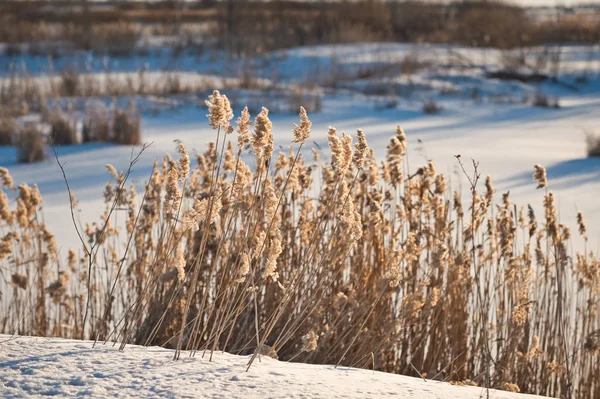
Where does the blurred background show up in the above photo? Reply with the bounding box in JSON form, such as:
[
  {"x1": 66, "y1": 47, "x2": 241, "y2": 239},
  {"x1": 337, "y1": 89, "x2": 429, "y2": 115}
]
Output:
[{"x1": 1, "y1": 0, "x2": 599, "y2": 245}]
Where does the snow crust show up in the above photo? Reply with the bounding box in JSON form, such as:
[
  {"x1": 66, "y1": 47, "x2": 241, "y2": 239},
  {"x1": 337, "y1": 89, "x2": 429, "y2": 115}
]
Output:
[{"x1": 0, "y1": 335, "x2": 548, "y2": 398}]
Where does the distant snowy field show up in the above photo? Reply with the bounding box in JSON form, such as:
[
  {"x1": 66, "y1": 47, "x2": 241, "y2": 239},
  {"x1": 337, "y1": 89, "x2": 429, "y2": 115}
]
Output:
[{"x1": 0, "y1": 335, "x2": 548, "y2": 398}]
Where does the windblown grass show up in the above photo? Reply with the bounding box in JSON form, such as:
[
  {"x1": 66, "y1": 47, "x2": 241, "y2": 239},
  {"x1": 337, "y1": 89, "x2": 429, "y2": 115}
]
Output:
[{"x1": 0, "y1": 91, "x2": 598, "y2": 398}]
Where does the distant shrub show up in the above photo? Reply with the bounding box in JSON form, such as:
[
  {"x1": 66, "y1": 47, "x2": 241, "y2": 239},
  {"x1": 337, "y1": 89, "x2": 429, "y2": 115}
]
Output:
[
  {"x1": 163, "y1": 74, "x2": 183, "y2": 95},
  {"x1": 422, "y1": 99, "x2": 442, "y2": 114},
  {"x1": 17, "y1": 124, "x2": 46, "y2": 163},
  {"x1": 0, "y1": 115, "x2": 16, "y2": 145},
  {"x1": 288, "y1": 86, "x2": 322, "y2": 113},
  {"x1": 238, "y1": 66, "x2": 262, "y2": 90},
  {"x1": 375, "y1": 99, "x2": 398, "y2": 110},
  {"x1": 532, "y1": 92, "x2": 560, "y2": 109},
  {"x1": 112, "y1": 103, "x2": 141, "y2": 145},
  {"x1": 82, "y1": 101, "x2": 110, "y2": 143},
  {"x1": 585, "y1": 131, "x2": 600, "y2": 158},
  {"x1": 60, "y1": 68, "x2": 80, "y2": 97},
  {"x1": 91, "y1": 23, "x2": 139, "y2": 56},
  {"x1": 48, "y1": 108, "x2": 78, "y2": 145}
]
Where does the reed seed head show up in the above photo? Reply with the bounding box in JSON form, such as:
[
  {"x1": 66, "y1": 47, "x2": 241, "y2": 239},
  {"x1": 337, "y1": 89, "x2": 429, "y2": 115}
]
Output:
[
  {"x1": 0, "y1": 167, "x2": 13, "y2": 189},
  {"x1": 292, "y1": 106, "x2": 311, "y2": 145},
  {"x1": 177, "y1": 142, "x2": 190, "y2": 181},
  {"x1": 533, "y1": 164, "x2": 547, "y2": 189},
  {"x1": 237, "y1": 106, "x2": 251, "y2": 149},
  {"x1": 353, "y1": 129, "x2": 369, "y2": 169}
]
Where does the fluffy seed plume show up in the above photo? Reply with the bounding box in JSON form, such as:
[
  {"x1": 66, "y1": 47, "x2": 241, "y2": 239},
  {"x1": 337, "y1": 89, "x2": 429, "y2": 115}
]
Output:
[
  {"x1": 353, "y1": 129, "x2": 369, "y2": 169},
  {"x1": 181, "y1": 207, "x2": 201, "y2": 231},
  {"x1": 340, "y1": 133, "x2": 353, "y2": 174},
  {"x1": 68, "y1": 249, "x2": 77, "y2": 272},
  {"x1": 164, "y1": 167, "x2": 181, "y2": 217},
  {"x1": 533, "y1": 164, "x2": 547, "y2": 189},
  {"x1": 328, "y1": 127, "x2": 343, "y2": 171},
  {"x1": 237, "y1": 106, "x2": 251, "y2": 149},
  {"x1": 174, "y1": 243, "x2": 185, "y2": 281},
  {"x1": 236, "y1": 253, "x2": 250, "y2": 283},
  {"x1": 0, "y1": 191, "x2": 10, "y2": 222},
  {"x1": 577, "y1": 211, "x2": 587, "y2": 238},
  {"x1": 485, "y1": 176, "x2": 495, "y2": 204},
  {"x1": 0, "y1": 167, "x2": 13, "y2": 189},
  {"x1": 292, "y1": 106, "x2": 311, "y2": 145},
  {"x1": 232, "y1": 159, "x2": 252, "y2": 199},
  {"x1": 106, "y1": 164, "x2": 119, "y2": 181},
  {"x1": 263, "y1": 179, "x2": 278, "y2": 223},
  {"x1": 223, "y1": 95, "x2": 234, "y2": 127},
  {"x1": 264, "y1": 228, "x2": 282, "y2": 281},
  {"x1": 0, "y1": 234, "x2": 12, "y2": 261},
  {"x1": 206, "y1": 90, "x2": 232, "y2": 129},
  {"x1": 253, "y1": 229, "x2": 267, "y2": 260},
  {"x1": 301, "y1": 330, "x2": 319, "y2": 352},
  {"x1": 395, "y1": 125, "x2": 407, "y2": 154},
  {"x1": 252, "y1": 107, "x2": 273, "y2": 165},
  {"x1": 177, "y1": 142, "x2": 190, "y2": 181}
]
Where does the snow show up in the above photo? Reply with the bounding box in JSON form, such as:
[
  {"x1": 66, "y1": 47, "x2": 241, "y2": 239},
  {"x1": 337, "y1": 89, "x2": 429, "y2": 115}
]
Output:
[{"x1": 0, "y1": 335, "x2": 547, "y2": 399}]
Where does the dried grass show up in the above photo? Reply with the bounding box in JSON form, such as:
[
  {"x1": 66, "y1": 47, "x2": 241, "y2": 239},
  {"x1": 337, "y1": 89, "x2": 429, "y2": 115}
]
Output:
[
  {"x1": 585, "y1": 131, "x2": 600, "y2": 158},
  {"x1": 82, "y1": 101, "x2": 110, "y2": 143},
  {"x1": 422, "y1": 99, "x2": 442, "y2": 114},
  {"x1": 47, "y1": 107, "x2": 78, "y2": 145},
  {"x1": 0, "y1": 114, "x2": 16, "y2": 145},
  {"x1": 532, "y1": 92, "x2": 560, "y2": 109},
  {"x1": 16, "y1": 124, "x2": 46, "y2": 163},
  {"x1": 112, "y1": 103, "x2": 141, "y2": 145},
  {"x1": 1, "y1": 92, "x2": 599, "y2": 398}
]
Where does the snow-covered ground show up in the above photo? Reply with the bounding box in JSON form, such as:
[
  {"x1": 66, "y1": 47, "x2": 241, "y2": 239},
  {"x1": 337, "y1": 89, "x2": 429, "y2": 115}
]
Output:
[{"x1": 0, "y1": 335, "x2": 547, "y2": 398}]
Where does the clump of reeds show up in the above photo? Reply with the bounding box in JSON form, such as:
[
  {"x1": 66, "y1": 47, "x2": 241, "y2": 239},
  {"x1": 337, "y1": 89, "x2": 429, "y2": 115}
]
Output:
[
  {"x1": 532, "y1": 92, "x2": 560, "y2": 108},
  {"x1": 89, "y1": 22, "x2": 140, "y2": 56},
  {"x1": 585, "y1": 130, "x2": 600, "y2": 158},
  {"x1": 0, "y1": 114, "x2": 16, "y2": 145},
  {"x1": 47, "y1": 106, "x2": 78, "y2": 145},
  {"x1": 82, "y1": 101, "x2": 110, "y2": 143},
  {"x1": 422, "y1": 99, "x2": 442, "y2": 114},
  {"x1": 16, "y1": 124, "x2": 46, "y2": 163},
  {"x1": 288, "y1": 85, "x2": 323, "y2": 113},
  {"x1": 60, "y1": 67, "x2": 80, "y2": 98},
  {"x1": 112, "y1": 102, "x2": 141, "y2": 145},
  {"x1": 1, "y1": 91, "x2": 599, "y2": 399}
]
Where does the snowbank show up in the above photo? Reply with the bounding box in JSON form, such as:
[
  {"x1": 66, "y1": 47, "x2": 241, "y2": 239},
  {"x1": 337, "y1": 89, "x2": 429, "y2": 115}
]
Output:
[{"x1": 0, "y1": 335, "x2": 548, "y2": 398}]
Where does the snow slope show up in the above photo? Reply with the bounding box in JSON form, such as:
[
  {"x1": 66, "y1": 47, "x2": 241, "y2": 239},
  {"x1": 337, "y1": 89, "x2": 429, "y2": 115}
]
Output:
[{"x1": 0, "y1": 335, "x2": 547, "y2": 399}]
